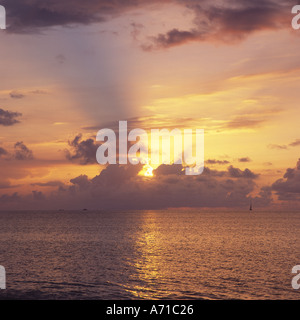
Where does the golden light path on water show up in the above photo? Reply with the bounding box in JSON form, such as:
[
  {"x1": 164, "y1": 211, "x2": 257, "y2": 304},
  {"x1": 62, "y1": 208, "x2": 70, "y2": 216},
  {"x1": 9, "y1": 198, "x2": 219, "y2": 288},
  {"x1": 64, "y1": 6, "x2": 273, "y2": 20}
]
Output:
[{"x1": 124, "y1": 212, "x2": 172, "y2": 299}]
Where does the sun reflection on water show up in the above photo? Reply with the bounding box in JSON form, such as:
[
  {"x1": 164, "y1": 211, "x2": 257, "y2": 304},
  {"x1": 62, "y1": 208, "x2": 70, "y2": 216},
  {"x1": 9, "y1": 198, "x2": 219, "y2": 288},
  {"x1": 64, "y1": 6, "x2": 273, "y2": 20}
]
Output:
[{"x1": 124, "y1": 212, "x2": 174, "y2": 299}]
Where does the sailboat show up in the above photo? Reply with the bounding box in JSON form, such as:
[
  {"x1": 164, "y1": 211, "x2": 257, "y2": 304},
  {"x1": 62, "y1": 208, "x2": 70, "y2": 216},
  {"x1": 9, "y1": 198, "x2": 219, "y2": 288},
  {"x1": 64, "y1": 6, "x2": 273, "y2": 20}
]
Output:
[{"x1": 249, "y1": 199, "x2": 253, "y2": 211}]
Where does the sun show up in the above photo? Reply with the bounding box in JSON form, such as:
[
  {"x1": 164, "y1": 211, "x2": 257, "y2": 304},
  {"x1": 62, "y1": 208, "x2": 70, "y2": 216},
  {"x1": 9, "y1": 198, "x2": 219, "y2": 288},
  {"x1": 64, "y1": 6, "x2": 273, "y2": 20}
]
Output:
[
  {"x1": 138, "y1": 159, "x2": 154, "y2": 177},
  {"x1": 139, "y1": 164, "x2": 154, "y2": 177},
  {"x1": 144, "y1": 164, "x2": 154, "y2": 177}
]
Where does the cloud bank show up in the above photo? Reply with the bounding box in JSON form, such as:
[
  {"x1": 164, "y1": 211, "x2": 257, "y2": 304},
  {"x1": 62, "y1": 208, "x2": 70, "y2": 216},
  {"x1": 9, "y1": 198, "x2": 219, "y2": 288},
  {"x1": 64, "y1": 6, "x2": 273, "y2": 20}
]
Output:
[{"x1": 0, "y1": 163, "x2": 270, "y2": 210}]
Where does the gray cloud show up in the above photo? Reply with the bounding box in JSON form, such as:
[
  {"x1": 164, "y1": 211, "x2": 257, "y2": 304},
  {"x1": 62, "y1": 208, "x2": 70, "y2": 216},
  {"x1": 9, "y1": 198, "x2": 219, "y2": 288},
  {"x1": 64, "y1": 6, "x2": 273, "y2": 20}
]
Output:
[
  {"x1": 31, "y1": 181, "x2": 65, "y2": 187},
  {"x1": 56, "y1": 163, "x2": 263, "y2": 209},
  {"x1": 13, "y1": 142, "x2": 34, "y2": 160},
  {"x1": 153, "y1": 164, "x2": 184, "y2": 176},
  {"x1": 92, "y1": 164, "x2": 143, "y2": 186},
  {"x1": 272, "y1": 159, "x2": 300, "y2": 200},
  {"x1": 70, "y1": 175, "x2": 91, "y2": 190},
  {"x1": 10, "y1": 91, "x2": 25, "y2": 99},
  {"x1": 268, "y1": 144, "x2": 288, "y2": 150},
  {"x1": 141, "y1": 0, "x2": 293, "y2": 50},
  {"x1": 289, "y1": 139, "x2": 300, "y2": 147},
  {"x1": 263, "y1": 162, "x2": 273, "y2": 166},
  {"x1": 30, "y1": 89, "x2": 49, "y2": 95},
  {"x1": 66, "y1": 134, "x2": 98, "y2": 165},
  {"x1": 206, "y1": 159, "x2": 230, "y2": 165},
  {"x1": 0, "y1": 192, "x2": 21, "y2": 203},
  {"x1": 130, "y1": 22, "x2": 144, "y2": 40},
  {"x1": 0, "y1": 108, "x2": 22, "y2": 126},
  {"x1": 268, "y1": 138, "x2": 300, "y2": 150},
  {"x1": 0, "y1": 162, "x2": 267, "y2": 210},
  {"x1": 32, "y1": 190, "x2": 46, "y2": 201},
  {"x1": 238, "y1": 157, "x2": 251, "y2": 163},
  {"x1": 225, "y1": 116, "x2": 266, "y2": 129},
  {"x1": 0, "y1": 142, "x2": 34, "y2": 161},
  {"x1": 55, "y1": 54, "x2": 66, "y2": 64},
  {"x1": 0, "y1": 147, "x2": 8, "y2": 157},
  {"x1": 228, "y1": 165, "x2": 259, "y2": 179},
  {"x1": 252, "y1": 186, "x2": 273, "y2": 207},
  {"x1": 202, "y1": 167, "x2": 226, "y2": 177},
  {"x1": 3, "y1": 0, "x2": 295, "y2": 49},
  {"x1": 3, "y1": 0, "x2": 157, "y2": 33},
  {"x1": 142, "y1": 28, "x2": 200, "y2": 51}
]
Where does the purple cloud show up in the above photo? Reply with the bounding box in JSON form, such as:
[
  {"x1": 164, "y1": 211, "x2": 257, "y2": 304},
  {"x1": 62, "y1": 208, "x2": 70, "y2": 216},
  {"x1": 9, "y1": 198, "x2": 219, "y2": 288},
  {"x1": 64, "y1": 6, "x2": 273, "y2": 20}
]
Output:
[{"x1": 0, "y1": 108, "x2": 22, "y2": 126}]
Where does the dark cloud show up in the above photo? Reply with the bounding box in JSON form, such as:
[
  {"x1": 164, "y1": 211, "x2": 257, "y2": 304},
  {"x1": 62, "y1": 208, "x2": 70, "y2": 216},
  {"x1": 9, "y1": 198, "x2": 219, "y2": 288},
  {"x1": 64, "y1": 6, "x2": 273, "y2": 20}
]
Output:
[
  {"x1": 9, "y1": 89, "x2": 48, "y2": 98},
  {"x1": 92, "y1": 164, "x2": 143, "y2": 185},
  {"x1": 52, "y1": 163, "x2": 263, "y2": 209},
  {"x1": 30, "y1": 89, "x2": 49, "y2": 95},
  {"x1": 130, "y1": 22, "x2": 144, "y2": 40},
  {"x1": 10, "y1": 91, "x2": 25, "y2": 99},
  {"x1": 32, "y1": 190, "x2": 46, "y2": 201},
  {"x1": 0, "y1": 163, "x2": 267, "y2": 210},
  {"x1": 3, "y1": 0, "x2": 160, "y2": 33},
  {"x1": 70, "y1": 175, "x2": 91, "y2": 190},
  {"x1": 238, "y1": 157, "x2": 251, "y2": 163},
  {"x1": 268, "y1": 143, "x2": 288, "y2": 150},
  {"x1": 263, "y1": 162, "x2": 273, "y2": 166},
  {"x1": 0, "y1": 108, "x2": 22, "y2": 126},
  {"x1": 3, "y1": 0, "x2": 294, "y2": 49},
  {"x1": 153, "y1": 164, "x2": 258, "y2": 179},
  {"x1": 66, "y1": 134, "x2": 98, "y2": 165},
  {"x1": 202, "y1": 167, "x2": 226, "y2": 177},
  {"x1": 228, "y1": 165, "x2": 259, "y2": 179},
  {"x1": 31, "y1": 181, "x2": 64, "y2": 187},
  {"x1": 0, "y1": 179, "x2": 12, "y2": 189},
  {"x1": 142, "y1": 0, "x2": 293, "y2": 50},
  {"x1": 206, "y1": 159, "x2": 230, "y2": 165},
  {"x1": 289, "y1": 139, "x2": 300, "y2": 147},
  {"x1": 0, "y1": 147, "x2": 8, "y2": 157},
  {"x1": 82, "y1": 116, "x2": 203, "y2": 133},
  {"x1": 0, "y1": 192, "x2": 21, "y2": 203},
  {"x1": 153, "y1": 164, "x2": 184, "y2": 176},
  {"x1": 55, "y1": 54, "x2": 66, "y2": 64},
  {"x1": 13, "y1": 142, "x2": 34, "y2": 160},
  {"x1": 0, "y1": 142, "x2": 34, "y2": 161},
  {"x1": 268, "y1": 139, "x2": 300, "y2": 150},
  {"x1": 142, "y1": 28, "x2": 200, "y2": 51},
  {"x1": 252, "y1": 186, "x2": 273, "y2": 207},
  {"x1": 4, "y1": 0, "x2": 103, "y2": 33},
  {"x1": 67, "y1": 164, "x2": 262, "y2": 209},
  {"x1": 225, "y1": 116, "x2": 265, "y2": 129},
  {"x1": 272, "y1": 159, "x2": 300, "y2": 200}
]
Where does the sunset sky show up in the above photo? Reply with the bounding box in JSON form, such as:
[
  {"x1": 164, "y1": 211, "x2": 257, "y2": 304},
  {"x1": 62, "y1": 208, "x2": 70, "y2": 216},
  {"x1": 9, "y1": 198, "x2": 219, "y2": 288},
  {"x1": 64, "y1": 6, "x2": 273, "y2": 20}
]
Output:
[{"x1": 1, "y1": 0, "x2": 300, "y2": 210}]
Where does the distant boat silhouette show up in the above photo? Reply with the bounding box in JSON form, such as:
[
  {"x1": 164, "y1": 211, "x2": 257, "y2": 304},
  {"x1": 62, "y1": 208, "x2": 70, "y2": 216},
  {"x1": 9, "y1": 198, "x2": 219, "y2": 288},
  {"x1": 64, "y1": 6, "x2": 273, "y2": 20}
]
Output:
[
  {"x1": 82, "y1": 208, "x2": 88, "y2": 211},
  {"x1": 249, "y1": 199, "x2": 253, "y2": 211}
]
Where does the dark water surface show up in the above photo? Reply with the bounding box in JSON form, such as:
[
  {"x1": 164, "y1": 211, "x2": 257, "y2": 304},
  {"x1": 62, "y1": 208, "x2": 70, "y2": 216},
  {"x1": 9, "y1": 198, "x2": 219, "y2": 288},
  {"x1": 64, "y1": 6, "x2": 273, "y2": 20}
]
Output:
[{"x1": 0, "y1": 210, "x2": 299, "y2": 300}]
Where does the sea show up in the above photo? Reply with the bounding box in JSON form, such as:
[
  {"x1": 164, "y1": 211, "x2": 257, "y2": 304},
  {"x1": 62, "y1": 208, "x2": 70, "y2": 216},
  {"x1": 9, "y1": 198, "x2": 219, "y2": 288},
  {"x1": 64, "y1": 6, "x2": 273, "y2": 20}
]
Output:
[{"x1": 0, "y1": 210, "x2": 299, "y2": 300}]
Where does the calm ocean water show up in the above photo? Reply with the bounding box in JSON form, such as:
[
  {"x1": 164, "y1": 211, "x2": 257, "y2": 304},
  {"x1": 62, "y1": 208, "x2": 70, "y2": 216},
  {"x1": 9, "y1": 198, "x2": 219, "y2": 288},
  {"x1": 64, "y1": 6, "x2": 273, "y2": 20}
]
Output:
[{"x1": 0, "y1": 210, "x2": 299, "y2": 300}]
